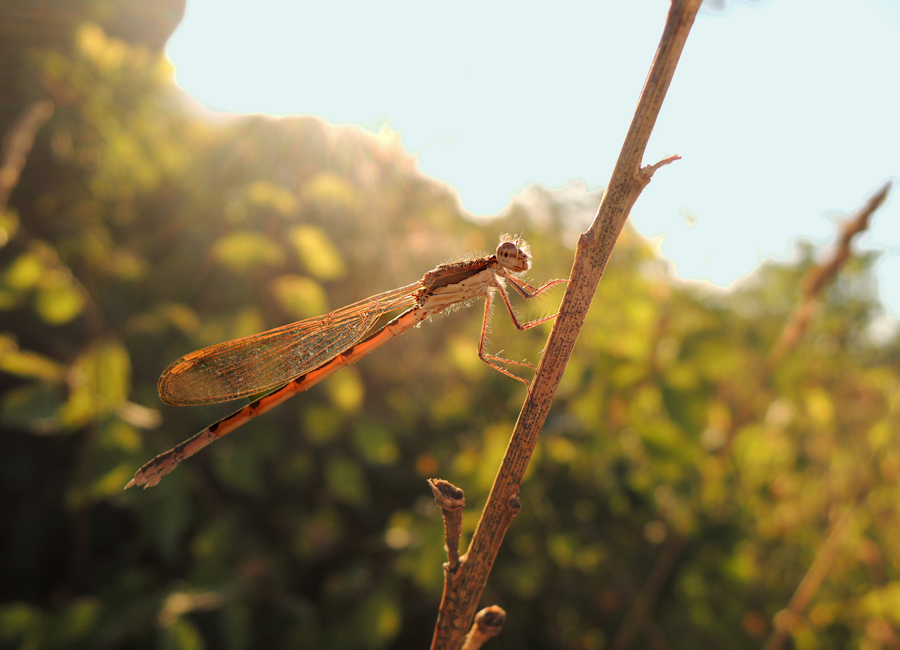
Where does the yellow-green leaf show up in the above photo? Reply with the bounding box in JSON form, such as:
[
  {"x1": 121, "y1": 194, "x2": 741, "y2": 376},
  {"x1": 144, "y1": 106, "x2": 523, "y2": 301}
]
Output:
[
  {"x1": 161, "y1": 616, "x2": 205, "y2": 650},
  {"x1": 326, "y1": 368, "x2": 364, "y2": 412},
  {"x1": 0, "y1": 335, "x2": 65, "y2": 381},
  {"x1": 3, "y1": 251, "x2": 43, "y2": 290},
  {"x1": 0, "y1": 601, "x2": 43, "y2": 642},
  {"x1": 245, "y1": 181, "x2": 298, "y2": 215},
  {"x1": 0, "y1": 208, "x2": 20, "y2": 248},
  {"x1": 299, "y1": 172, "x2": 359, "y2": 214},
  {"x1": 356, "y1": 589, "x2": 401, "y2": 646},
  {"x1": 211, "y1": 231, "x2": 284, "y2": 271},
  {"x1": 60, "y1": 339, "x2": 131, "y2": 426},
  {"x1": 803, "y1": 387, "x2": 834, "y2": 426},
  {"x1": 36, "y1": 272, "x2": 85, "y2": 324},
  {"x1": 270, "y1": 275, "x2": 327, "y2": 319},
  {"x1": 289, "y1": 225, "x2": 346, "y2": 280}
]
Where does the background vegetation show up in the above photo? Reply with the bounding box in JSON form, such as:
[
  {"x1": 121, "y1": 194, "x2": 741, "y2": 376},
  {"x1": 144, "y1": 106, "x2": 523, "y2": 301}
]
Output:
[{"x1": 2, "y1": 3, "x2": 899, "y2": 649}]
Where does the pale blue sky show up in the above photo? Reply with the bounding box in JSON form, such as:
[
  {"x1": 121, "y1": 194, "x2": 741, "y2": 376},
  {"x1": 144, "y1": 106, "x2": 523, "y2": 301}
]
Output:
[{"x1": 167, "y1": 0, "x2": 900, "y2": 317}]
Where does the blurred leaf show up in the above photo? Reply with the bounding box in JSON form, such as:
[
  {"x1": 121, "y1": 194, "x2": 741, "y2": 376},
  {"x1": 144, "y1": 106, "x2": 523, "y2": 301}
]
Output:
[
  {"x1": 160, "y1": 590, "x2": 223, "y2": 626},
  {"x1": 1, "y1": 382, "x2": 66, "y2": 434},
  {"x1": 191, "y1": 516, "x2": 241, "y2": 582},
  {"x1": 664, "y1": 361, "x2": 700, "y2": 390},
  {"x1": 355, "y1": 588, "x2": 401, "y2": 649},
  {"x1": 211, "y1": 428, "x2": 278, "y2": 496},
  {"x1": 197, "y1": 308, "x2": 265, "y2": 346},
  {"x1": 352, "y1": 420, "x2": 399, "y2": 465},
  {"x1": 60, "y1": 338, "x2": 131, "y2": 427},
  {"x1": 326, "y1": 367, "x2": 364, "y2": 412},
  {"x1": 430, "y1": 383, "x2": 475, "y2": 426},
  {"x1": 0, "y1": 207, "x2": 20, "y2": 248},
  {"x1": 299, "y1": 172, "x2": 360, "y2": 214},
  {"x1": 302, "y1": 404, "x2": 342, "y2": 443},
  {"x1": 861, "y1": 582, "x2": 900, "y2": 625},
  {"x1": 78, "y1": 23, "x2": 127, "y2": 70},
  {"x1": 803, "y1": 386, "x2": 834, "y2": 426},
  {"x1": 92, "y1": 463, "x2": 137, "y2": 499},
  {"x1": 211, "y1": 232, "x2": 284, "y2": 271},
  {"x1": 128, "y1": 302, "x2": 201, "y2": 338},
  {"x1": 325, "y1": 456, "x2": 366, "y2": 506},
  {"x1": 0, "y1": 334, "x2": 65, "y2": 380},
  {"x1": 446, "y1": 334, "x2": 484, "y2": 380},
  {"x1": 270, "y1": 274, "x2": 327, "y2": 319},
  {"x1": 289, "y1": 225, "x2": 347, "y2": 280},
  {"x1": 0, "y1": 601, "x2": 43, "y2": 644},
  {"x1": 245, "y1": 180, "x2": 298, "y2": 215},
  {"x1": 137, "y1": 481, "x2": 195, "y2": 563},
  {"x1": 222, "y1": 602, "x2": 252, "y2": 650},
  {"x1": 546, "y1": 437, "x2": 579, "y2": 464},
  {"x1": 36, "y1": 269, "x2": 86, "y2": 324},
  {"x1": 49, "y1": 597, "x2": 101, "y2": 646},
  {"x1": 867, "y1": 420, "x2": 892, "y2": 453},
  {"x1": 162, "y1": 616, "x2": 205, "y2": 650},
  {"x1": 548, "y1": 532, "x2": 578, "y2": 569},
  {"x1": 2, "y1": 250, "x2": 43, "y2": 290}
]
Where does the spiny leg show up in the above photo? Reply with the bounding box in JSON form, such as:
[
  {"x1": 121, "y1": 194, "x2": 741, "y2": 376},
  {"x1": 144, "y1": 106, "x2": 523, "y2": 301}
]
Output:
[
  {"x1": 476, "y1": 275, "x2": 568, "y2": 384},
  {"x1": 505, "y1": 275, "x2": 569, "y2": 301},
  {"x1": 476, "y1": 290, "x2": 536, "y2": 386},
  {"x1": 495, "y1": 276, "x2": 564, "y2": 331}
]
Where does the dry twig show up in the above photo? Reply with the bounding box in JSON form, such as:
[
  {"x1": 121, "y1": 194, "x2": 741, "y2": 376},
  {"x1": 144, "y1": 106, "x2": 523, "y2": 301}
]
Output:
[
  {"x1": 0, "y1": 101, "x2": 53, "y2": 211},
  {"x1": 430, "y1": 1, "x2": 703, "y2": 647},
  {"x1": 766, "y1": 181, "x2": 891, "y2": 370}
]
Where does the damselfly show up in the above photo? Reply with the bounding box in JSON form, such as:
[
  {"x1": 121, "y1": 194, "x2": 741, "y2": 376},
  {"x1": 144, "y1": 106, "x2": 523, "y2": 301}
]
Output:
[{"x1": 126, "y1": 235, "x2": 566, "y2": 489}]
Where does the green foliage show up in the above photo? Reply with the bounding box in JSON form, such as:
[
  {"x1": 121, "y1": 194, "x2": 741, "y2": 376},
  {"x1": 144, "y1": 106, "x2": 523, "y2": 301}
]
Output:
[{"x1": 2, "y1": 9, "x2": 900, "y2": 650}]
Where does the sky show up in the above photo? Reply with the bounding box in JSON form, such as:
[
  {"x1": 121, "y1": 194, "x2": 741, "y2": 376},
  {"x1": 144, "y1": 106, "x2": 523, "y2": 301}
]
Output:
[{"x1": 166, "y1": 0, "x2": 900, "y2": 317}]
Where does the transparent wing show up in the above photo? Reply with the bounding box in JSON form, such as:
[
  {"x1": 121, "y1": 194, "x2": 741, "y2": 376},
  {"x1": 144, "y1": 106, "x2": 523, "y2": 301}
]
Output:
[{"x1": 158, "y1": 282, "x2": 420, "y2": 405}]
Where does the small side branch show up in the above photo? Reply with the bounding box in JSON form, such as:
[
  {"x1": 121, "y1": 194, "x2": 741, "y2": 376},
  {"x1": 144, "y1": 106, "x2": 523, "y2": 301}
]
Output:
[
  {"x1": 429, "y1": 479, "x2": 466, "y2": 572},
  {"x1": 760, "y1": 499, "x2": 862, "y2": 650},
  {"x1": 0, "y1": 101, "x2": 54, "y2": 210}
]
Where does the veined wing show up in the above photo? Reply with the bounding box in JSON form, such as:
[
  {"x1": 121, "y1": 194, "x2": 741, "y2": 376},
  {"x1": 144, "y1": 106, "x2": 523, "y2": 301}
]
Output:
[{"x1": 158, "y1": 282, "x2": 421, "y2": 405}]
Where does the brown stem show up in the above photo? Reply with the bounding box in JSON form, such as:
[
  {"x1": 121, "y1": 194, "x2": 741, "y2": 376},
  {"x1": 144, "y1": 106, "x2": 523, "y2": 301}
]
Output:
[
  {"x1": 766, "y1": 181, "x2": 891, "y2": 372},
  {"x1": 430, "y1": 1, "x2": 702, "y2": 647},
  {"x1": 0, "y1": 100, "x2": 54, "y2": 210},
  {"x1": 760, "y1": 499, "x2": 861, "y2": 650},
  {"x1": 609, "y1": 534, "x2": 687, "y2": 650}
]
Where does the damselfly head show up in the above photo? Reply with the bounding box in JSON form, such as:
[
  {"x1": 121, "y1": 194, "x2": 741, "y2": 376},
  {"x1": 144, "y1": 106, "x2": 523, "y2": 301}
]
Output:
[{"x1": 496, "y1": 236, "x2": 532, "y2": 273}]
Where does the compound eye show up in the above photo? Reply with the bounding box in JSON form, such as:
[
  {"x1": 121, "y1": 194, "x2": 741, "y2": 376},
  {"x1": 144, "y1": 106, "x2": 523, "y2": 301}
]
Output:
[{"x1": 497, "y1": 241, "x2": 519, "y2": 267}]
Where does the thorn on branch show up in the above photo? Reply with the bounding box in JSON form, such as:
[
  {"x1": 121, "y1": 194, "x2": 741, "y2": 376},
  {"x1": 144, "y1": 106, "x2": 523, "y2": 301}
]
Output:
[{"x1": 641, "y1": 154, "x2": 682, "y2": 179}]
